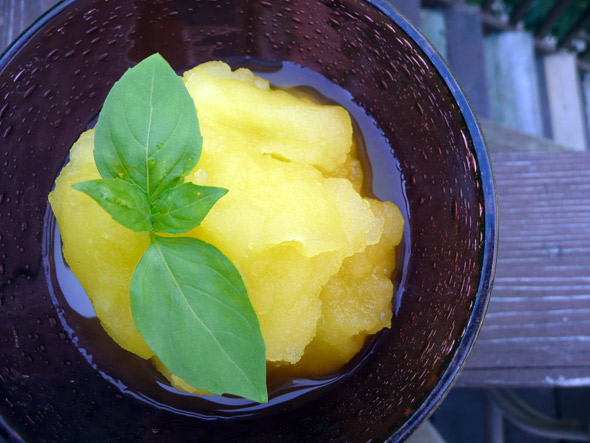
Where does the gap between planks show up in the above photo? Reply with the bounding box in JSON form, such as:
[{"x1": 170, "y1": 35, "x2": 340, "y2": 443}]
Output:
[{"x1": 462, "y1": 152, "x2": 590, "y2": 386}]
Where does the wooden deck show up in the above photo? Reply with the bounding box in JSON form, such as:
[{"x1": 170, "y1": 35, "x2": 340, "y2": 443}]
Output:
[
  {"x1": 459, "y1": 150, "x2": 590, "y2": 387},
  {"x1": 1, "y1": 0, "x2": 589, "y2": 390}
]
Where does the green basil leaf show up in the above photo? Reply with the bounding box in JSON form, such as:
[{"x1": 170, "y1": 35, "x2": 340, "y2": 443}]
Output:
[
  {"x1": 94, "y1": 53, "x2": 202, "y2": 202},
  {"x1": 151, "y1": 183, "x2": 228, "y2": 234},
  {"x1": 73, "y1": 179, "x2": 152, "y2": 232},
  {"x1": 130, "y1": 235, "x2": 268, "y2": 403},
  {"x1": 77, "y1": 53, "x2": 267, "y2": 402}
]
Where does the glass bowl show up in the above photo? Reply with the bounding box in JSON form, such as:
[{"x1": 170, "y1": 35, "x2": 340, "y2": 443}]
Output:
[{"x1": 0, "y1": 0, "x2": 496, "y2": 441}]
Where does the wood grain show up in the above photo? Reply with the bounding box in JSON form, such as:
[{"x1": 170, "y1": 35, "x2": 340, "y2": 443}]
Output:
[
  {"x1": 0, "y1": 0, "x2": 60, "y2": 54},
  {"x1": 460, "y1": 152, "x2": 590, "y2": 386},
  {"x1": 480, "y1": 117, "x2": 580, "y2": 153}
]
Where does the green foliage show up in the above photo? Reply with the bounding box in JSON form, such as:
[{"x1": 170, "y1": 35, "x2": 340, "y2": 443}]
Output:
[{"x1": 464, "y1": 0, "x2": 590, "y2": 42}]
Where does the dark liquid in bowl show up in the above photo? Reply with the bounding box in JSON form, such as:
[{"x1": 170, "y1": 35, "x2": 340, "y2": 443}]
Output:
[{"x1": 42, "y1": 60, "x2": 410, "y2": 419}]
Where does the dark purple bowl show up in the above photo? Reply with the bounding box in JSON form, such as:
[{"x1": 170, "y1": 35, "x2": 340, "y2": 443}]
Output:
[{"x1": 0, "y1": 0, "x2": 496, "y2": 441}]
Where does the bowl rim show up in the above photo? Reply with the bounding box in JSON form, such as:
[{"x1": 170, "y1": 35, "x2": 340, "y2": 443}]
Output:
[
  {"x1": 366, "y1": 1, "x2": 498, "y2": 441},
  {"x1": 0, "y1": 1, "x2": 498, "y2": 441}
]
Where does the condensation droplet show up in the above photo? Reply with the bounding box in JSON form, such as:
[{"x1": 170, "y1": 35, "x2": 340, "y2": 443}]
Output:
[
  {"x1": 452, "y1": 199, "x2": 458, "y2": 220},
  {"x1": 23, "y1": 85, "x2": 36, "y2": 98},
  {"x1": 13, "y1": 69, "x2": 25, "y2": 82}
]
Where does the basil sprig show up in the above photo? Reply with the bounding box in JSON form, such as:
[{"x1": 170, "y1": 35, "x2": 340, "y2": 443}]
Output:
[{"x1": 74, "y1": 54, "x2": 267, "y2": 403}]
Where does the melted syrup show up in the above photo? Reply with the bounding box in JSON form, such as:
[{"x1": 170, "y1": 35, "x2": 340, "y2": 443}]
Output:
[{"x1": 42, "y1": 59, "x2": 411, "y2": 419}]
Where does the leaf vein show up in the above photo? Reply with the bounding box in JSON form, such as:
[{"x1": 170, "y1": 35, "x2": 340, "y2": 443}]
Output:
[
  {"x1": 149, "y1": 142, "x2": 192, "y2": 200},
  {"x1": 179, "y1": 283, "x2": 251, "y2": 325},
  {"x1": 145, "y1": 62, "x2": 156, "y2": 196},
  {"x1": 159, "y1": 191, "x2": 219, "y2": 218},
  {"x1": 107, "y1": 125, "x2": 134, "y2": 180},
  {"x1": 147, "y1": 106, "x2": 184, "y2": 160},
  {"x1": 152, "y1": 238, "x2": 252, "y2": 386},
  {"x1": 157, "y1": 243, "x2": 240, "y2": 295}
]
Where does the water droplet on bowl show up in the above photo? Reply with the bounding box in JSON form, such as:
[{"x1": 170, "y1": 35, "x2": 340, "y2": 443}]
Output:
[
  {"x1": 0, "y1": 103, "x2": 8, "y2": 119},
  {"x1": 13, "y1": 69, "x2": 25, "y2": 82}
]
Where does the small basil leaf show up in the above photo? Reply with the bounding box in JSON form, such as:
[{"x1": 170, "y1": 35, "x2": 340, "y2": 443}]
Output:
[
  {"x1": 73, "y1": 179, "x2": 152, "y2": 232},
  {"x1": 130, "y1": 235, "x2": 268, "y2": 403},
  {"x1": 94, "y1": 53, "x2": 202, "y2": 202},
  {"x1": 151, "y1": 183, "x2": 228, "y2": 234}
]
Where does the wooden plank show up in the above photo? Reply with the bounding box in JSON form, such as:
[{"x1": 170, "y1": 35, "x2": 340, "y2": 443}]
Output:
[
  {"x1": 458, "y1": 367, "x2": 590, "y2": 387},
  {"x1": 543, "y1": 52, "x2": 588, "y2": 151},
  {"x1": 420, "y1": 8, "x2": 448, "y2": 59},
  {"x1": 481, "y1": 118, "x2": 578, "y2": 153},
  {"x1": 461, "y1": 152, "x2": 590, "y2": 387},
  {"x1": 444, "y1": 3, "x2": 490, "y2": 118},
  {"x1": 0, "y1": 0, "x2": 60, "y2": 53},
  {"x1": 484, "y1": 31, "x2": 545, "y2": 137},
  {"x1": 391, "y1": 0, "x2": 422, "y2": 27}
]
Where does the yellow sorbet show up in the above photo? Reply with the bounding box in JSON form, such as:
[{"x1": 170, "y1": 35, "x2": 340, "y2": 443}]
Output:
[{"x1": 48, "y1": 61, "x2": 404, "y2": 389}]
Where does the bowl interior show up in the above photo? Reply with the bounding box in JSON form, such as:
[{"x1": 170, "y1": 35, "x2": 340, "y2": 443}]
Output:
[{"x1": 0, "y1": 0, "x2": 495, "y2": 441}]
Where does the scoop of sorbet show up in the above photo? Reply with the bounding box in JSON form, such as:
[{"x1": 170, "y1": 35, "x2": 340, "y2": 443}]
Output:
[{"x1": 48, "y1": 62, "x2": 404, "y2": 392}]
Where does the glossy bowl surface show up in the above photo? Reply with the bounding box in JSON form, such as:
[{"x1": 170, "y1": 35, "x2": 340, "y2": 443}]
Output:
[{"x1": 0, "y1": 0, "x2": 496, "y2": 441}]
